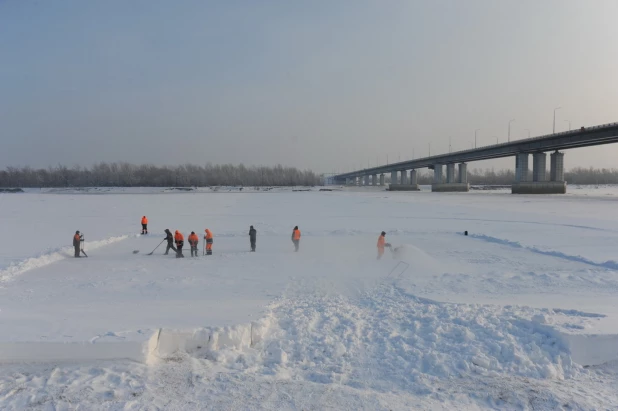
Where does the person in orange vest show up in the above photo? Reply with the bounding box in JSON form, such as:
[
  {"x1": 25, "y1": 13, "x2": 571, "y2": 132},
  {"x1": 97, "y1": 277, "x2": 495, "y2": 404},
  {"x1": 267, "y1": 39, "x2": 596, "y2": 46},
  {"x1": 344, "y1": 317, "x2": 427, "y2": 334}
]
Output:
[
  {"x1": 174, "y1": 230, "x2": 185, "y2": 258},
  {"x1": 291, "y1": 226, "x2": 301, "y2": 252},
  {"x1": 188, "y1": 231, "x2": 199, "y2": 257},
  {"x1": 204, "y1": 229, "x2": 213, "y2": 255},
  {"x1": 73, "y1": 230, "x2": 82, "y2": 258},
  {"x1": 377, "y1": 231, "x2": 387, "y2": 260},
  {"x1": 141, "y1": 216, "x2": 148, "y2": 235}
]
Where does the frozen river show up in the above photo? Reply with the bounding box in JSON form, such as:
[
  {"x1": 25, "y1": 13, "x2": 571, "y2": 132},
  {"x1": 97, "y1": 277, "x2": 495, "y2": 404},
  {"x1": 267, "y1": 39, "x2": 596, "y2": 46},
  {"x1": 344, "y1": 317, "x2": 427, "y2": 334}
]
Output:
[{"x1": 1, "y1": 186, "x2": 618, "y2": 409}]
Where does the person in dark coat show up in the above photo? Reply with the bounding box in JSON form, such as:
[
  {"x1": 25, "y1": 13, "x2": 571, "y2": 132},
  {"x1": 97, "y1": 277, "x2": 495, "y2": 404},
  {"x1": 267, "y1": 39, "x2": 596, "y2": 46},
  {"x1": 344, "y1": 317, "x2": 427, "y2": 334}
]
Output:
[
  {"x1": 73, "y1": 230, "x2": 82, "y2": 258},
  {"x1": 164, "y1": 229, "x2": 176, "y2": 255},
  {"x1": 249, "y1": 226, "x2": 257, "y2": 252}
]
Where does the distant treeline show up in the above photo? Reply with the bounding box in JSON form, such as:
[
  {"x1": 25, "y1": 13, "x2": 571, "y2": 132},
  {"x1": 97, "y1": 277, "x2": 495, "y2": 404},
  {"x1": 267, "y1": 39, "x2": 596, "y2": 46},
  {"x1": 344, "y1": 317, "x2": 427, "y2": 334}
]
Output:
[
  {"x1": 401, "y1": 167, "x2": 618, "y2": 185},
  {"x1": 0, "y1": 163, "x2": 322, "y2": 187}
]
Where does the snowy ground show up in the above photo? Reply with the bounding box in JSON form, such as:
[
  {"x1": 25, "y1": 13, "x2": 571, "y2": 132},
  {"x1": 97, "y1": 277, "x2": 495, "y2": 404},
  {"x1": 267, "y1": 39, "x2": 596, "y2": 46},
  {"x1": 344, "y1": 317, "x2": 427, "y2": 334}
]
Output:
[{"x1": 1, "y1": 186, "x2": 618, "y2": 410}]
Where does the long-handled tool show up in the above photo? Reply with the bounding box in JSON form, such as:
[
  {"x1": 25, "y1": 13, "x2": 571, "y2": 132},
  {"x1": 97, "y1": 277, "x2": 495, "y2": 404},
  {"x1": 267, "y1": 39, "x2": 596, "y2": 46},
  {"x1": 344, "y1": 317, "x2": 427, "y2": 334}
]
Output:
[
  {"x1": 147, "y1": 239, "x2": 165, "y2": 256},
  {"x1": 80, "y1": 235, "x2": 88, "y2": 257},
  {"x1": 203, "y1": 241, "x2": 205, "y2": 256}
]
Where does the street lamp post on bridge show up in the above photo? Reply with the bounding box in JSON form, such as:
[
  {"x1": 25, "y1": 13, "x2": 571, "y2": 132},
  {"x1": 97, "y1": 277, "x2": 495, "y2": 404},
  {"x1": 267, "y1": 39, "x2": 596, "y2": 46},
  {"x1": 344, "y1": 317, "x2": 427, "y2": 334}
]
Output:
[
  {"x1": 508, "y1": 119, "x2": 515, "y2": 142},
  {"x1": 553, "y1": 107, "x2": 562, "y2": 133}
]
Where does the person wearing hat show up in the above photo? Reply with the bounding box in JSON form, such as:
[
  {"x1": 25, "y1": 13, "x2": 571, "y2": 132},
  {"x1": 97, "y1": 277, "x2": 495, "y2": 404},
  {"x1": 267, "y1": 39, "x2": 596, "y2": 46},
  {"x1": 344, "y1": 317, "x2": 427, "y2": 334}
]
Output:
[
  {"x1": 188, "y1": 231, "x2": 199, "y2": 257},
  {"x1": 249, "y1": 226, "x2": 257, "y2": 252},
  {"x1": 73, "y1": 231, "x2": 82, "y2": 258},
  {"x1": 163, "y1": 229, "x2": 176, "y2": 255}
]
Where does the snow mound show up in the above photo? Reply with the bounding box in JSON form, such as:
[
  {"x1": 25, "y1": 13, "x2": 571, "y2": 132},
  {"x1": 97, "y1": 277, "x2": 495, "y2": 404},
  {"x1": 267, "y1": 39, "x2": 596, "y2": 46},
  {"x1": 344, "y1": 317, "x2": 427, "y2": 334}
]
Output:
[
  {"x1": 147, "y1": 286, "x2": 581, "y2": 394},
  {"x1": 0, "y1": 235, "x2": 132, "y2": 283},
  {"x1": 262, "y1": 287, "x2": 580, "y2": 389}
]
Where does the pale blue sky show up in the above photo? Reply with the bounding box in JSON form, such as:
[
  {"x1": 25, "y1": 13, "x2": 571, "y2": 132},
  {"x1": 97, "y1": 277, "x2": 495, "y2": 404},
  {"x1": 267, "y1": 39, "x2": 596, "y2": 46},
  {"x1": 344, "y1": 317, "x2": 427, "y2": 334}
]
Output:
[{"x1": 1, "y1": 0, "x2": 617, "y2": 173}]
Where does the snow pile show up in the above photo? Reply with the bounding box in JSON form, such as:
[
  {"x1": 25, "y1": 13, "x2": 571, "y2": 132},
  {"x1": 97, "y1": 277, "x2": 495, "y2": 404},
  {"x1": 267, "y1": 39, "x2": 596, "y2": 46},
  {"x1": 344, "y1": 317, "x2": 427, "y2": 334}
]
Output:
[
  {"x1": 146, "y1": 285, "x2": 581, "y2": 400},
  {"x1": 0, "y1": 235, "x2": 131, "y2": 283},
  {"x1": 257, "y1": 287, "x2": 580, "y2": 391}
]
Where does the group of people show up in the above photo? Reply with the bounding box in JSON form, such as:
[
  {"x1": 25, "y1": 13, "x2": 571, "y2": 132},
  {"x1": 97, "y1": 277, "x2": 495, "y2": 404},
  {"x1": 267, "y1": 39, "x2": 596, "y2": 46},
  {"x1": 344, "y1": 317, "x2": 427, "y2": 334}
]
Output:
[
  {"x1": 161, "y1": 224, "x2": 299, "y2": 258},
  {"x1": 74, "y1": 218, "x2": 407, "y2": 259},
  {"x1": 163, "y1": 228, "x2": 214, "y2": 258}
]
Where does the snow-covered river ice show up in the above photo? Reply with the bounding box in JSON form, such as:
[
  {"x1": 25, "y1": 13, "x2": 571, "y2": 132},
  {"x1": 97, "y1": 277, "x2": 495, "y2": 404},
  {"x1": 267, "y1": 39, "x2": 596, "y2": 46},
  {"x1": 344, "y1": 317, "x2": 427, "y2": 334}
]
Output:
[{"x1": 1, "y1": 186, "x2": 618, "y2": 410}]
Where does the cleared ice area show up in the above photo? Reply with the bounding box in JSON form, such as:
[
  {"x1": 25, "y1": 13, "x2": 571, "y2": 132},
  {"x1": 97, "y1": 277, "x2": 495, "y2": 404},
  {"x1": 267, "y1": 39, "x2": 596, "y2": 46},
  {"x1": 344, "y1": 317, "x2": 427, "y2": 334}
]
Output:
[{"x1": 1, "y1": 186, "x2": 618, "y2": 409}]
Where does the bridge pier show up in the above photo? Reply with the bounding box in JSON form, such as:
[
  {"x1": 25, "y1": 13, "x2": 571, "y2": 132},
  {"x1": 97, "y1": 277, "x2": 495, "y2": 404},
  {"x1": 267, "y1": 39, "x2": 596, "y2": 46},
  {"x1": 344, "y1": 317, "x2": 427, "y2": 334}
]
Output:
[
  {"x1": 458, "y1": 163, "x2": 467, "y2": 183},
  {"x1": 550, "y1": 151, "x2": 565, "y2": 181},
  {"x1": 390, "y1": 171, "x2": 397, "y2": 184},
  {"x1": 372, "y1": 174, "x2": 378, "y2": 186},
  {"x1": 515, "y1": 153, "x2": 529, "y2": 182},
  {"x1": 410, "y1": 169, "x2": 418, "y2": 185},
  {"x1": 446, "y1": 164, "x2": 455, "y2": 183},
  {"x1": 512, "y1": 151, "x2": 566, "y2": 194},
  {"x1": 380, "y1": 174, "x2": 385, "y2": 186},
  {"x1": 433, "y1": 165, "x2": 443, "y2": 183},
  {"x1": 532, "y1": 152, "x2": 547, "y2": 182},
  {"x1": 432, "y1": 163, "x2": 470, "y2": 192},
  {"x1": 363, "y1": 175, "x2": 369, "y2": 186},
  {"x1": 389, "y1": 168, "x2": 420, "y2": 191}
]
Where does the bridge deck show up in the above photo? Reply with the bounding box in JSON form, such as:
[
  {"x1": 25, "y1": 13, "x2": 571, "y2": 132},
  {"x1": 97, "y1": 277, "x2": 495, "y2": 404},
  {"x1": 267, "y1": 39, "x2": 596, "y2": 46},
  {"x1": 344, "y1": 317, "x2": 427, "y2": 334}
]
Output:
[{"x1": 335, "y1": 122, "x2": 618, "y2": 179}]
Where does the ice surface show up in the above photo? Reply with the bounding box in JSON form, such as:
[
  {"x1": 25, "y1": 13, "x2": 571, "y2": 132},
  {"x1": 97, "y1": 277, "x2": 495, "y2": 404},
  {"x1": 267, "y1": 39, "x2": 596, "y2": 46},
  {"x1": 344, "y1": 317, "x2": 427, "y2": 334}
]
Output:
[{"x1": 1, "y1": 186, "x2": 618, "y2": 409}]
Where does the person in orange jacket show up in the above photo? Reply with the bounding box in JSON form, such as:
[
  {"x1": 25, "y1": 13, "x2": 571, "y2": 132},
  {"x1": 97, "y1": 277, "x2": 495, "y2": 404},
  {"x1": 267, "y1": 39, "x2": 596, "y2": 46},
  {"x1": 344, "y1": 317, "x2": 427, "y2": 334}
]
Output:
[
  {"x1": 204, "y1": 229, "x2": 213, "y2": 255},
  {"x1": 73, "y1": 230, "x2": 82, "y2": 258},
  {"x1": 174, "y1": 230, "x2": 185, "y2": 258},
  {"x1": 291, "y1": 226, "x2": 301, "y2": 252},
  {"x1": 377, "y1": 231, "x2": 387, "y2": 260},
  {"x1": 188, "y1": 231, "x2": 199, "y2": 257},
  {"x1": 141, "y1": 216, "x2": 148, "y2": 235}
]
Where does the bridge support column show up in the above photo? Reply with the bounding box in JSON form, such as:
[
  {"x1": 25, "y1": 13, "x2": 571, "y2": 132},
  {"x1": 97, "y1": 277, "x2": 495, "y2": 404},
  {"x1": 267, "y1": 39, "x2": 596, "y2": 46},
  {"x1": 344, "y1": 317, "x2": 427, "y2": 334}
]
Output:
[
  {"x1": 380, "y1": 174, "x2": 385, "y2": 186},
  {"x1": 550, "y1": 151, "x2": 564, "y2": 182},
  {"x1": 515, "y1": 153, "x2": 529, "y2": 182},
  {"x1": 513, "y1": 151, "x2": 566, "y2": 193},
  {"x1": 446, "y1": 164, "x2": 455, "y2": 183},
  {"x1": 532, "y1": 152, "x2": 547, "y2": 182},
  {"x1": 389, "y1": 168, "x2": 419, "y2": 191},
  {"x1": 432, "y1": 164, "x2": 469, "y2": 192},
  {"x1": 433, "y1": 165, "x2": 443, "y2": 184},
  {"x1": 389, "y1": 169, "x2": 419, "y2": 191},
  {"x1": 458, "y1": 163, "x2": 467, "y2": 183},
  {"x1": 390, "y1": 171, "x2": 397, "y2": 184},
  {"x1": 363, "y1": 175, "x2": 369, "y2": 186},
  {"x1": 372, "y1": 174, "x2": 378, "y2": 186},
  {"x1": 410, "y1": 169, "x2": 418, "y2": 185}
]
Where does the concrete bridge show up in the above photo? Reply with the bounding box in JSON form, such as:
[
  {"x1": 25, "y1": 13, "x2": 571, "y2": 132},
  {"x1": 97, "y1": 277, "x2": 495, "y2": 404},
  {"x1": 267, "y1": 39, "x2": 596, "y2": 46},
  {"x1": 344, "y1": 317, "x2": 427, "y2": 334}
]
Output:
[{"x1": 333, "y1": 122, "x2": 618, "y2": 194}]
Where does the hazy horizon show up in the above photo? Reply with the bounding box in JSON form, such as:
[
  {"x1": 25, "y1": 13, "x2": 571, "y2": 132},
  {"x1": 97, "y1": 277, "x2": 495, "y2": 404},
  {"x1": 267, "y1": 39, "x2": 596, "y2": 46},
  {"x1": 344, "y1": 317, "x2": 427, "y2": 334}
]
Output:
[{"x1": 1, "y1": 0, "x2": 617, "y2": 174}]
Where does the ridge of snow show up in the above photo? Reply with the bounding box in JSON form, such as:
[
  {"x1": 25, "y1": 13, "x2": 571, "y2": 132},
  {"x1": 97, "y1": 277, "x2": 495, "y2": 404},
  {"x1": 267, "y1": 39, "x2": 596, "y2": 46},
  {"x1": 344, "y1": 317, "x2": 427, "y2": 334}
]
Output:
[
  {"x1": 0, "y1": 235, "x2": 133, "y2": 283},
  {"x1": 467, "y1": 233, "x2": 618, "y2": 269}
]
